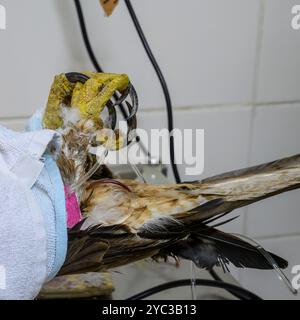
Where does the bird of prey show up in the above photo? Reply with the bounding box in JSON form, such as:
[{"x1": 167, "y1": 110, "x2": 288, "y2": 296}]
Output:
[
  {"x1": 43, "y1": 72, "x2": 299, "y2": 277},
  {"x1": 59, "y1": 154, "x2": 300, "y2": 275}
]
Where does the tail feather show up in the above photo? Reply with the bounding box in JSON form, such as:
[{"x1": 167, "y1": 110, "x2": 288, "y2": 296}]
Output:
[
  {"x1": 61, "y1": 154, "x2": 300, "y2": 274},
  {"x1": 169, "y1": 228, "x2": 288, "y2": 270},
  {"x1": 199, "y1": 154, "x2": 300, "y2": 201},
  {"x1": 181, "y1": 154, "x2": 300, "y2": 222}
]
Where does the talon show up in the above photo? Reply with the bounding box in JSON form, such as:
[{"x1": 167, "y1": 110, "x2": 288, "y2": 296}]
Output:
[
  {"x1": 126, "y1": 84, "x2": 138, "y2": 120},
  {"x1": 105, "y1": 100, "x2": 117, "y2": 130},
  {"x1": 65, "y1": 72, "x2": 90, "y2": 84},
  {"x1": 112, "y1": 85, "x2": 131, "y2": 107},
  {"x1": 125, "y1": 101, "x2": 137, "y2": 145}
]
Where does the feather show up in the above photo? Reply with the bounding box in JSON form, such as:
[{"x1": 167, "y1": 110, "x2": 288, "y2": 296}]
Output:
[
  {"x1": 61, "y1": 153, "x2": 300, "y2": 274},
  {"x1": 59, "y1": 237, "x2": 109, "y2": 275},
  {"x1": 61, "y1": 106, "x2": 81, "y2": 126},
  {"x1": 169, "y1": 228, "x2": 288, "y2": 270},
  {"x1": 45, "y1": 72, "x2": 300, "y2": 276}
]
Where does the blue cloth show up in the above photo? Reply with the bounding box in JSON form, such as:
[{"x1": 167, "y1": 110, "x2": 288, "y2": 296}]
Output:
[{"x1": 26, "y1": 110, "x2": 67, "y2": 281}]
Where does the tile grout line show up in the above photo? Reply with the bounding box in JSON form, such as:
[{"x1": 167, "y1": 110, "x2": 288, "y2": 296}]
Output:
[
  {"x1": 242, "y1": 0, "x2": 267, "y2": 241},
  {"x1": 251, "y1": 0, "x2": 267, "y2": 105},
  {"x1": 0, "y1": 116, "x2": 30, "y2": 122},
  {"x1": 1, "y1": 100, "x2": 300, "y2": 121},
  {"x1": 137, "y1": 99, "x2": 300, "y2": 114},
  {"x1": 249, "y1": 0, "x2": 267, "y2": 156},
  {"x1": 254, "y1": 99, "x2": 300, "y2": 107}
]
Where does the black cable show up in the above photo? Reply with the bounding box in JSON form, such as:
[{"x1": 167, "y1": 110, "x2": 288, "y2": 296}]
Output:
[
  {"x1": 209, "y1": 268, "x2": 225, "y2": 283},
  {"x1": 73, "y1": 0, "x2": 261, "y2": 301},
  {"x1": 126, "y1": 279, "x2": 262, "y2": 300},
  {"x1": 124, "y1": 0, "x2": 181, "y2": 183},
  {"x1": 123, "y1": 0, "x2": 257, "y2": 301},
  {"x1": 74, "y1": 0, "x2": 157, "y2": 161},
  {"x1": 208, "y1": 268, "x2": 250, "y2": 301},
  {"x1": 74, "y1": 0, "x2": 102, "y2": 72}
]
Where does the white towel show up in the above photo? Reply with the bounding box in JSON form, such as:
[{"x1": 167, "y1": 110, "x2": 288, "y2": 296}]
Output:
[{"x1": 0, "y1": 125, "x2": 60, "y2": 299}]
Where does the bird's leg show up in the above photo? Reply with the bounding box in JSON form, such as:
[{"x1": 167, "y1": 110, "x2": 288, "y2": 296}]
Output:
[
  {"x1": 43, "y1": 72, "x2": 134, "y2": 131},
  {"x1": 72, "y1": 73, "x2": 131, "y2": 124},
  {"x1": 43, "y1": 73, "x2": 77, "y2": 129}
]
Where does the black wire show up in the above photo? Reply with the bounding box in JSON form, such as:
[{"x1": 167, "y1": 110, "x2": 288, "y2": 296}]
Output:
[
  {"x1": 73, "y1": 0, "x2": 261, "y2": 301},
  {"x1": 74, "y1": 0, "x2": 156, "y2": 161},
  {"x1": 74, "y1": 0, "x2": 128, "y2": 119},
  {"x1": 74, "y1": 0, "x2": 102, "y2": 72},
  {"x1": 126, "y1": 279, "x2": 262, "y2": 300},
  {"x1": 208, "y1": 268, "x2": 252, "y2": 301},
  {"x1": 124, "y1": 0, "x2": 181, "y2": 184},
  {"x1": 122, "y1": 1, "x2": 262, "y2": 302}
]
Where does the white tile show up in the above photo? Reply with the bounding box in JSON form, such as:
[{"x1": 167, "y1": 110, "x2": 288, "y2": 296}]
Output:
[
  {"x1": 246, "y1": 190, "x2": 300, "y2": 239},
  {"x1": 0, "y1": 118, "x2": 26, "y2": 131},
  {"x1": 246, "y1": 104, "x2": 300, "y2": 238},
  {"x1": 240, "y1": 236, "x2": 300, "y2": 300},
  {"x1": 256, "y1": 0, "x2": 300, "y2": 102},
  {"x1": 0, "y1": 0, "x2": 260, "y2": 118},
  {"x1": 0, "y1": 0, "x2": 91, "y2": 118},
  {"x1": 112, "y1": 260, "x2": 239, "y2": 300},
  {"x1": 110, "y1": 106, "x2": 254, "y2": 299},
  {"x1": 71, "y1": 0, "x2": 260, "y2": 109},
  {"x1": 138, "y1": 106, "x2": 252, "y2": 179},
  {"x1": 137, "y1": 106, "x2": 252, "y2": 234},
  {"x1": 111, "y1": 261, "x2": 200, "y2": 300}
]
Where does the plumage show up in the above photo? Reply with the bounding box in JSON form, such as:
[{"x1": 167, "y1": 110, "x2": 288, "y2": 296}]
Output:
[
  {"x1": 168, "y1": 228, "x2": 288, "y2": 270},
  {"x1": 58, "y1": 154, "x2": 300, "y2": 275},
  {"x1": 43, "y1": 72, "x2": 297, "y2": 278}
]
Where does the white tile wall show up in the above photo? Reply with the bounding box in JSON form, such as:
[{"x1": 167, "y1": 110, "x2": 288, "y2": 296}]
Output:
[
  {"x1": 246, "y1": 104, "x2": 300, "y2": 238},
  {"x1": 138, "y1": 106, "x2": 252, "y2": 180},
  {"x1": 115, "y1": 0, "x2": 260, "y2": 108},
  {"x1": 0, "y1": 0, "x2": 300, "y2": 299},
  {"x1": 240, "y1": 236, "x2": 300, "y2": 300},
  {"x1": 0, "y1": 0, "x2": 91, "y2": 118},
  {"x1": 138, "y1": 106, "x2": 252, "y2": 234},
  {"x1": 256, "y1": 0, "x2": 300, "y2": 103},
  {"x1": 0, "y1": 0, "x2": 261, "y2": 116},
  {"x1": 112, "y1": 261, "x2": 238, "y2": 300}
]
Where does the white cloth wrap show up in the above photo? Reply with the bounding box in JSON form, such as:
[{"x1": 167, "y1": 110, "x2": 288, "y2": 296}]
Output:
[{"x1": 0, "y1": 126, "x2": 58, "y2": 299}]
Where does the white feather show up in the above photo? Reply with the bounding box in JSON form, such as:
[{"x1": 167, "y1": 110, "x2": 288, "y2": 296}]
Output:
[{"x1": 61, "y1": 106, "x2": 81, "y2": 126}]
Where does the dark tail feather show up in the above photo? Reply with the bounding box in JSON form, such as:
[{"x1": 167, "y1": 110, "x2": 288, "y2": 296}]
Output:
[
  {"x1": 169, "y1": 228, "x2": 287, "y2": 270},
  {"x1": 59, "y1": 236, "x2": 109, "y2": 275}
]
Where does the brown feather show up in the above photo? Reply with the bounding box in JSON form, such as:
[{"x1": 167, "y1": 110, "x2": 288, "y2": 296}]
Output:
[{"x1": 61, "y1": 154, "x2": 300, "y2": 273}]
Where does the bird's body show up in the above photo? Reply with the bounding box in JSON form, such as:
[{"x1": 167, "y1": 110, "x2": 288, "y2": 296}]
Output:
[
  {"x1": 42, "y1": 72, "x2": 299, "y2": 278},
  {"x1": 59, "y1": 154, "x2": 300, "y2": 275},
  {"x1": 80, "y1": 153, "x2": 300, "y2": 231},
  {"x1": 81, "y1": 179, "x2": 203, "y2": 230}
]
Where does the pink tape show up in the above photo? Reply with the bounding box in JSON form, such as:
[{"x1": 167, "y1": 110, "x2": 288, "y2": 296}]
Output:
[{"x1": 64, "y1": 185, "x2": 82, "y2": 229}]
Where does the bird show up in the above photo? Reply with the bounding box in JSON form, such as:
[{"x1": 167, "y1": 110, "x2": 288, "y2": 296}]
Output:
[
  {"x1": 58, "y1": 153, "x2": 300, "y2": 275},
  {"x1": 43, "y1": 72, "x2": 299, "y2": 277}
]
